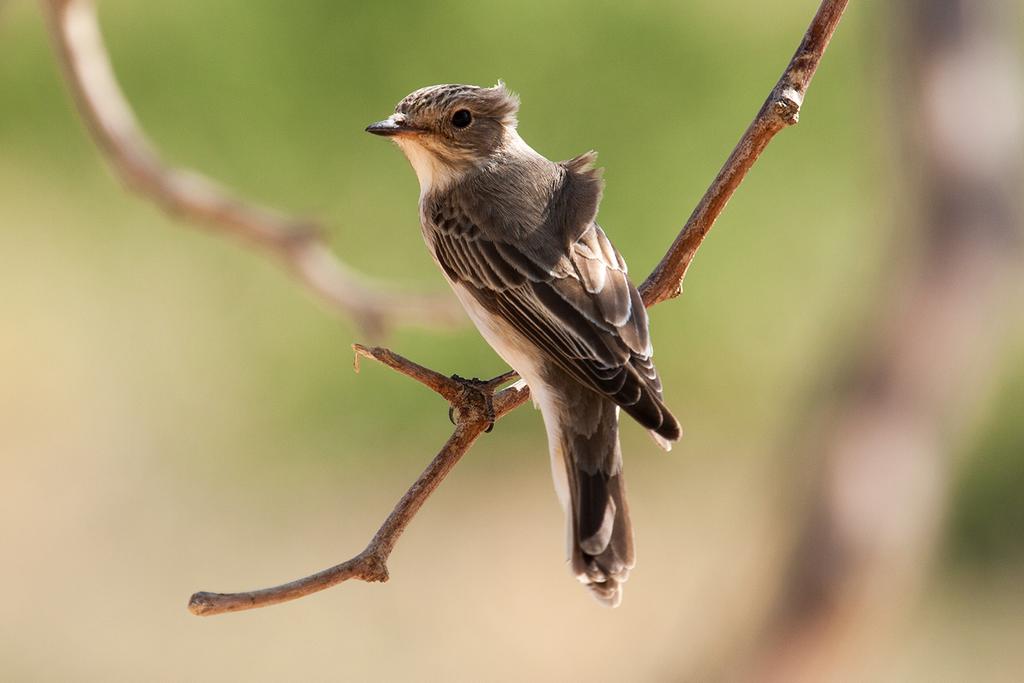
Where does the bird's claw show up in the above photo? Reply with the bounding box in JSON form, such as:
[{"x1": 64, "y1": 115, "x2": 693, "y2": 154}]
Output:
[{"x1": 449, "y1": 373, "x2": 503, "y2": 433}]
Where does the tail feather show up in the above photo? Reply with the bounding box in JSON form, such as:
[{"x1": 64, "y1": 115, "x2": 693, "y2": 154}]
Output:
[
  {"x1": 576, "y1": 470, "x2": 615, "y2": 554},
  {"x1": 569, "y1": 466, "x2": 634, "y2": 607},
  {"x1": 551, "y1": 391, "x2": 635, "y2": 607}
]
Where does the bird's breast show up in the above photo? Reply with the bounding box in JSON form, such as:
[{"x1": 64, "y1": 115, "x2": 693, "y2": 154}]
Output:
[{"x1": 451, "y1": 282, "x2": 546, "y2": 389}]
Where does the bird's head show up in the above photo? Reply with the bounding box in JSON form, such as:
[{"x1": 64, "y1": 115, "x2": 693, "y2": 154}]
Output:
[{"x1": 366, "y1": 82, "x2": 521, "y2": 194}]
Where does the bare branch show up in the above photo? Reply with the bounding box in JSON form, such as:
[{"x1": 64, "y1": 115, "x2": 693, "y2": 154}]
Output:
[
  {"x1": 190, "y1": 350, "x2": 529, "y2": 616},
  {"x1": 353, "y1": 344, "x2": 469, "y2": 403},
  {"x1": 39, "y1": 0, "x2": 463, "y2": 338},
  {"x1": 640, "y1": 0, "x2": 850, "y2": 306},
  {"x1": 187, "y1": 0, "x2": 850, "y2": 615},
  {"x1": 190, "y1": 423, "x2": 484, "y2": 616}
]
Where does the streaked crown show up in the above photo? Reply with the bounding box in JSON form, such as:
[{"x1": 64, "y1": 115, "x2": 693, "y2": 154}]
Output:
[{"x1": 396, "y1": 83, "x2": 519, "y2": 128}]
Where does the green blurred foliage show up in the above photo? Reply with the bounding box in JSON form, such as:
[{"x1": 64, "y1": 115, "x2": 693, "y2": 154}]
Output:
[{"x1": 948, "y1": 367, "x2": 1024, "y2": 570}]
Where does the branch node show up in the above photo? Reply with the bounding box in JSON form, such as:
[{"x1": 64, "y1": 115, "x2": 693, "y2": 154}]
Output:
[
  {"x1": 358, "y1": 553, "x2": 390, "y2": 583},
  {"x1": 449, "y1": 374, "x2": 507, "y2": 431},
  {"x1": 773, "y1": 87, "x2": 804, "y2": 125}
]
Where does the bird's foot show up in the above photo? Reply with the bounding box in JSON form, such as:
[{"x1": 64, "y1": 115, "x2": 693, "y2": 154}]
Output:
[{"x1": 447, "y1": 371, "x2": 518, "y2": 433}]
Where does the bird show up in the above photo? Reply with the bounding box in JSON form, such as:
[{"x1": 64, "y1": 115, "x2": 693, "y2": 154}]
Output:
[{"x1": 366, "y1": 83, "x2": 680, "y2": 606}]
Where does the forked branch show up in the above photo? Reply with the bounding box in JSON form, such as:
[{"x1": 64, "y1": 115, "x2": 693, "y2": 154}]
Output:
[
  {"x1": 186, "y1": 0, "x2": 850, "y2": 616},
  {"x1": 40, "y1": 0, "x2": 463, "y2": 338},
  {"x1": 190, "y1": 346, "x2": 527, "y2": 615}
]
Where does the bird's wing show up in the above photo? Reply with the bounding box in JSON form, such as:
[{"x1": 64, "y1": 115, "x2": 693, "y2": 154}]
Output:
[{"x1": 426, "y1": 160, "x2": 679, "y2": 441}]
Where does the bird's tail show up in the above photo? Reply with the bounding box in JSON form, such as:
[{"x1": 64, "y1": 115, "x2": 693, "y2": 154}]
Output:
[{"x1": 547, "y1": 393, "x2": 634, "y2": 607}]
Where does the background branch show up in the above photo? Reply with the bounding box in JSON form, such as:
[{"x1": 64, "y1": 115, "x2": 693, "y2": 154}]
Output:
[
  {"x1": 40, "y1": 0, "x2": 463, "y2": 338},
  {"x1": 741, "y1": 0, "x2": 1023, "y2": 678},
  {"x1": 185, "y1": 0, "x2": 851, "y2": 617}
]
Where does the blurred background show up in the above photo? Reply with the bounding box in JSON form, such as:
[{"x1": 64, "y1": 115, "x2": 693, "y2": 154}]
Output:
[{"x1": 1, "y1": 0, "x2": 1022, "y2": 680}]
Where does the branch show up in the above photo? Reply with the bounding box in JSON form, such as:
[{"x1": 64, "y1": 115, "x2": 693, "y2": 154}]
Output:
[
  {"x1": 190, "y1": 423, "x2": 484, "y2": 615},
  {"x1": 187, "y1": 0, "x2": 850, "y2": 615},
  {"x1": 190, "y1": 347, "x2": 528, "y2": 616},
  {"x1": 640, "y1": 0, "x2": 849, "y2": 305},
  {"x1": 40, "y1": 0, "x2": 463, "y2": 338}
]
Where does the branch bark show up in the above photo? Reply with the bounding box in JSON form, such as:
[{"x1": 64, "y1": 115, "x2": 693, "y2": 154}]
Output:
[
  {"x1": 641, "y1": 0, "x2": 849, "y2": 305},
  {"x1": 40, "y1": 0, "x2": 464, "y2": 338},
  {"x1": 185, "y1": 0, "x2": 851, "y2": 617}
]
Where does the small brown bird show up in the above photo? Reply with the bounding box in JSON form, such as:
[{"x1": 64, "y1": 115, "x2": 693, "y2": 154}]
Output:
[{"x1": 367, "y1": 83, "x2": 680, "y2": 606}]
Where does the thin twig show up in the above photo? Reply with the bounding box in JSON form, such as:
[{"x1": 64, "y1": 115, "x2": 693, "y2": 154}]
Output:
[
  {"x1": 186, "y1": 0, "x2": 850, "y2": 615},
  {"x1": 40, "y1": 0, "x2": 463, "y2": 338},
  {"x1": 352, "y1": 344, "x2": 468, "y2": 403},
  {"x1": 640, "y1": 0, "x2": 850, "y2": 306}
]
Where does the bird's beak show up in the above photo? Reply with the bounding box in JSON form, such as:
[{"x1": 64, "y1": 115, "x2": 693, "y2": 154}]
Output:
[{"x1": 365, "y1": 114, "x2": 415, "y2": 137}]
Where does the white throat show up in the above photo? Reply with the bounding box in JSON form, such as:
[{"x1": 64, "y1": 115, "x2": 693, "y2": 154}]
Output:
[
  {"x1": 394, "y1": 137, "x2": 459, "y2": 200},
  {"x1": 395, "y1": 126, "x2": 537, "y2": 201}
]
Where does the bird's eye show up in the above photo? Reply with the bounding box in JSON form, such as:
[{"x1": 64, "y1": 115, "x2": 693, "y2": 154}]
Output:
[{"x1": 451, "y1": 109, "x2": 472, "y2": 128}]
